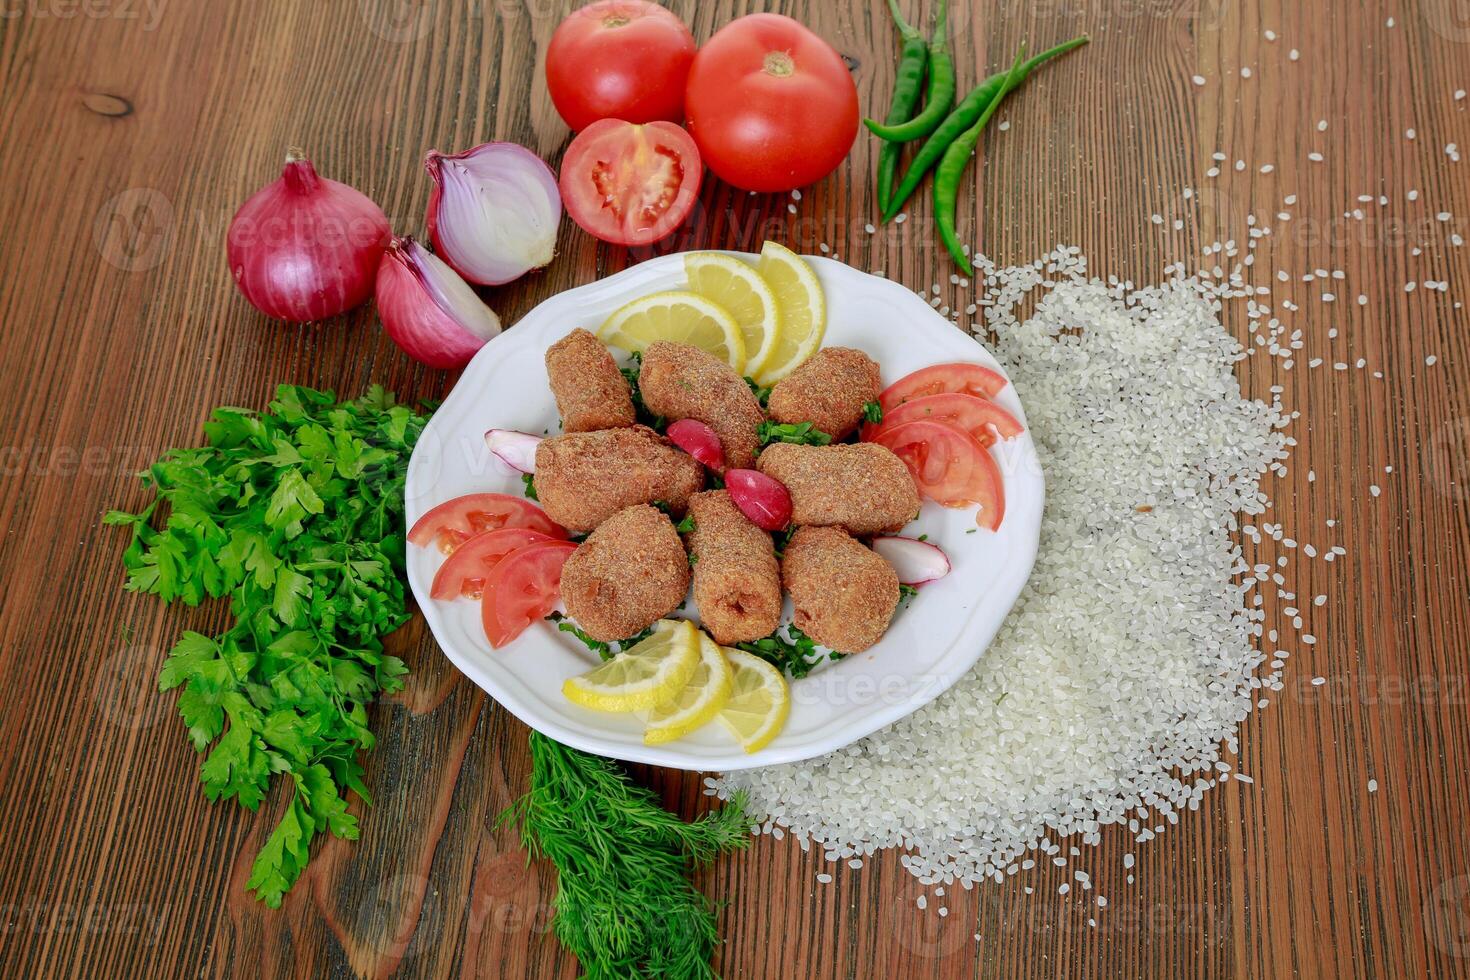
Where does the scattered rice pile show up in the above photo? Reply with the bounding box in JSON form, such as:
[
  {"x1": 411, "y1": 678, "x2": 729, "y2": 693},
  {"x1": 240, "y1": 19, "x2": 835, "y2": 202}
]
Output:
[{"x1": 714, "y1": 248, "x2": 1294, "y2": 887}]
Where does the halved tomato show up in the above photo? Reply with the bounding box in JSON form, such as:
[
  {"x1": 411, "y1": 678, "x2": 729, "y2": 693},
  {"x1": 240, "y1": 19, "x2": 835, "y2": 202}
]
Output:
[
  {"x1": 430, "y1": 528, "x2": 560, "y2": 600},
  {"x1": 559, "y1": 119, "x2": 702, "y2": 246},
  {"x1": 864, "y1": 393, "x2": 1024, "y2": 447},
  {"x1": 871, "y1": 420, "x2": 1006, "y2": 531},
  {"x1": 481, "y1": 540, "x2": 579, "y2": 648},
  {"x1": 408, "y1": 493, "x2": 567, "y2": 554},
  {"x1": 878, "y1": 363, "x2": 1009, "y2": 412}
]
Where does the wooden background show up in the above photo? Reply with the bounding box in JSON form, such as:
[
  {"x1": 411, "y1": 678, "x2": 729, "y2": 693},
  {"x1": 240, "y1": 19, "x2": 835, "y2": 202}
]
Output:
[{"x1": 3, "y1": 0, "x2": 1469, "y2": 977}]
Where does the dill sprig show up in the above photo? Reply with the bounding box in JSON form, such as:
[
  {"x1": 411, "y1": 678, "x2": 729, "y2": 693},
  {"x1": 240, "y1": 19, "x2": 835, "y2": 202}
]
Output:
[{"x1": 499, "y1": 733, "x2": 750, "y2": 979}]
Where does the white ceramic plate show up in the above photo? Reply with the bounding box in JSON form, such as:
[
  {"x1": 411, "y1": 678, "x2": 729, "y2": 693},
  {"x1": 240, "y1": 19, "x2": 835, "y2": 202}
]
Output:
[{"x1": 404, "y1": 252, "x2": 1044, "y2": 771}]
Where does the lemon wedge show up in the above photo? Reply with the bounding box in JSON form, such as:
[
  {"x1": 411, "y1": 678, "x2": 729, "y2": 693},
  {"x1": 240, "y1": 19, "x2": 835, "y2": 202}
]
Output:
[
  {"x1": 752, "y1": 242, "x2": 825, "y2": 385},
  {"x1": 715, "y1": 647, "x2": 790, "y2": 754},
  {"x1": 597, "y1": 290, "x2": 746, "y2": 371},
  {"x1": 562, "y1": 619, "x2": 700, "y2": 713},
  {"x1": 684, "y1": 252, "x2": 782, "y2": 379},
  {"x1": 643, "y1": 632, "x2": 734, "y2": 745}
]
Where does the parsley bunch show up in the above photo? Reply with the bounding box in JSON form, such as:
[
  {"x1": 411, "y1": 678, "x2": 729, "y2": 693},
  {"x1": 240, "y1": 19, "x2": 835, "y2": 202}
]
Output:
[
  {"x1": 735, "y1": 624, "x2": 841, "y2": 679},
  {"x1": 105, "y1": 385, "x2": 428, "y2": 907},
  {"x1": 756, "y1": 420, "x2": 832, "y2": 448},
  {"x1": 499, "y1": 733, "x2": 749, "y2": 979}
]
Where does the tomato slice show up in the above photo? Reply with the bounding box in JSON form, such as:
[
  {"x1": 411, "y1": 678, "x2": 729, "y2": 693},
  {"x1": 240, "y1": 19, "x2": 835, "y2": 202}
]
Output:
[
  {"x1": 871, "y1": 420, "x2": 1006, "y2": 531},
  {"x1": 559, "y1": 119, "x2": 702, "y2": 246},
  {"x1": 408, "y1": 493, "x2": 567, "y2": 554},
  {"x1": 878, "y1": 363, "x2": 1009, "y2": 412},
  {"x1": 864, "y1": 393, "x2": 1024, "y2": 448},
  {"x1": 430, "y1": 528, "x2": 560, "y2": 600},
  {"x1": 481, "y1": 540, "x2": 579, "y2": 648}
]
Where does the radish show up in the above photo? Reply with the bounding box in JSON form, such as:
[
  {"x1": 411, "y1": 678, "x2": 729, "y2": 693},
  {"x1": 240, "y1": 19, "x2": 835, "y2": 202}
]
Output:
[
  {"x1": 484, "y1": 429, "x2": 542, "y2": 473},
  {"x1": 872, "y1": 536, "x2": 951, "y2": 585}
]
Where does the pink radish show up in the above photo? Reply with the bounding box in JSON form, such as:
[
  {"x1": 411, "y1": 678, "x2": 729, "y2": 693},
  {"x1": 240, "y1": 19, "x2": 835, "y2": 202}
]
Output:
[
  {"x1": 871, "y1": 536, "x2": 951, "y2": 585},
  {"x1": 484, "y1": 429, "x2": 541, "y2": 473}
]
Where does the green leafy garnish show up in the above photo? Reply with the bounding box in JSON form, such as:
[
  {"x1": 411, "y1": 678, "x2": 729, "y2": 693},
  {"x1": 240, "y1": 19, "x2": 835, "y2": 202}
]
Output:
[
  {"x1": 546, "y1": 612, "x2": 652, "y2": 662},
  {"x1": 675, "y1": 514, "x2": 696, "y2": 534},
  {"x1": 757, "y1": 420, "x2": 832, "y2": 447},
  {"x1": 521, "y1": 471, "x2": 539, "y2": 500},
  {"x1": 744, "y1": 376, "x2": 772, "y2": 408},
  {"x1": 771, "y1": 526, "x2": 798, "y2": 560},
  {"x1": 104, "y1": 384, "x2": 427, "y2": 908},
  {"x1": 498, "y1": 732, "x2": 749, "y2": 978},
  {"x1": 735, "y1": 624, "x2": 839, "y2": 679},
  {"x1": 898, "y1": 583, "x2": 919, "y2": 607},
  {"x1": 621, "y1": 351, "x2": 666, "y2": 432},
  {"x1": 862, "y1": 400, "x2": 884, "y2": 424}
]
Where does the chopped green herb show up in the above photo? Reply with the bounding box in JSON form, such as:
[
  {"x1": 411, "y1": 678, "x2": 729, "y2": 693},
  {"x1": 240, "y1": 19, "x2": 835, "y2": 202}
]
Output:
[
  {"x1": 620, "y1": 351, "x2": 666, "y2": 432},
  {"x1": 898, "y1": 583, "x2": 919, "y2": 607},
  {"x1": 547, "y1": 612, "x2": 651, "y2": 662},
  {"x1": 744, "y1": 376, "x2": 772, "y2": 408},
  {"x1": 917, "y1": 533, "x2": 928, "y2": 542},
  {"x1": 521, "y1": 472, "x2": 539, "y2": 501},
  {"x1": 104, "y1": 384, "x2": 427, "y2": 908},
  {"x1": 862, "y1": 400, "x2": 884, "y2": 424},
  {"x1": 772, "y1": 526, "x2": 798, "y2": 560},
  {"x1": 965, "y1": 527, "x2": 978, "y2": 534},
  {"x1": 498, "y1": 733, "x2": 749, "y2": 978},
  {"x1": 651, "y1": 499, "x2": 673, "y2": 514},
  {"x1": 675, "y1": 514, "x2": 696, "y2": 534},
  {"x1": 757, "y1": 420, "x2": 832, "y2": 447},
  {"x1": 735, "y1": 624, "x2": 840, "y2": 679}
]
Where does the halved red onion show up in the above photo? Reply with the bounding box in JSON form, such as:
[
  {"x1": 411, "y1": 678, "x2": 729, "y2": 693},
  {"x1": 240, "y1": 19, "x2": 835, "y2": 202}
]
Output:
[
  {"x1": 871, "y1": 536, "x2": 951, "y2": 586},
  {"x1": 666, "y1": 419, "x2": 725, "y2": 472},
  {"x1": 375, "y1": 236, "x2": 501, "y2": 369},
  {"x1": 425, "y1": 142, "x2": 561, "y2": 286},
  {"x1": 724, "y1": 469, "x2": 792, "y2": 531},
  {"x1": 484, "y1": 429, "x2": 542, "y2": 473}
]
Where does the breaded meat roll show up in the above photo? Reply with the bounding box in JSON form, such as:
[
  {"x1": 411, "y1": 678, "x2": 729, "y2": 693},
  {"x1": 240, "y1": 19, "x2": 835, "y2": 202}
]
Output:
[
  {"x1": 766, "y1": 347, "x2": 881, "y2": 440},
  {"x1": 684, "y1": 490, "x2": 782, "y2": 644},
  {"x1": 534, "y1": 425, "x2": 703, "y2": 532},
  {"x1": 545, "y1": 328, "x2": 635, "y2": 432},
  {"x1": 756, "y1": 443, "x2": 919, "y2": 535},
  {"x1": 561, "y1": 504, "x2": 690, "y2": 641},
  {"x1": 637, "y1": 341, "x2": 764, "y2": 469},
  {"x1": 781, "y1": 526, "x2": 899, "y2": 653}
]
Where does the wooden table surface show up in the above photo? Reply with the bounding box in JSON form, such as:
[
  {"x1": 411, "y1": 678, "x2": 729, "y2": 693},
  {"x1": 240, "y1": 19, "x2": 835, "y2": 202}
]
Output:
[{"x1": 4, "y1": 1, "x2": 1470, "y2": 977}]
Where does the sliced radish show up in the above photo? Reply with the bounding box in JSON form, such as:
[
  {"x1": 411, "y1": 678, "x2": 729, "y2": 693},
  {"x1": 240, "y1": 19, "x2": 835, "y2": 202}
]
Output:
[
  {"x1": 484, "y1": 428, "x2": 542, "y2": 473},
  {"x1": 871, "y1": 536, "x2": 951, "y2": 586},
  {"x1": 666, "y1": 418, "x2": 725, "y2": 472},
  {"x1": 724, "y1": 469, "x2": 792, "y2": 531}
]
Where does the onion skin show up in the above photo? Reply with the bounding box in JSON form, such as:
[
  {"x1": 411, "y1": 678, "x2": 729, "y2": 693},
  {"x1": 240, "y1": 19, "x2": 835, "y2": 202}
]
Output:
[
  {"x1": 375, "y1": 237, "x2": 502, "y2": 370},
  {"x1": 226, "y1": 151, "x2": 390, "y2": 322},
  {"x1": 424, "y1": 142, "x2": 562, "y2": 286}
]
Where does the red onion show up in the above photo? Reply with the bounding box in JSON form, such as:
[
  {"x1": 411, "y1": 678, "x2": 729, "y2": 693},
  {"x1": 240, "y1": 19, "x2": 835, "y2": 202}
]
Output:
[
  {"x1": 425, "y1": 142, "x2": 562, "y2": 286},
  {"x1": 871, "y1": 536, "x2": 951, "y2": 585},
  {"x1": 226, "y1": 149, "x2": 390, "y2": 322},
  {"x1": 375, "y1": 237, "x2": 502, "y2": 369},
  {"x1": 724, "y1": 469, "x2": 792, "y2": 531},
  {"x1": 484, "y1": 429, "x2": 542, "y2": 473}
]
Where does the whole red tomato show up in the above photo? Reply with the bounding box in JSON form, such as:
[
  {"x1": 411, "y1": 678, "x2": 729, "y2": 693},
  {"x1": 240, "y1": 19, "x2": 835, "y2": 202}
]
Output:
[
  {"x1": 684, "y1": 13, "x2": 859, "y2": 192},
  {"x1": 545, "y1": 1, "x2": 696, "y2": 132}
]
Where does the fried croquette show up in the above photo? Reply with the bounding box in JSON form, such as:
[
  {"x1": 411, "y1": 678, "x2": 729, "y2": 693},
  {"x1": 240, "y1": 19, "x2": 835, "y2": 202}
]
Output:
[
  {"x1": 766, "y1": 347, "x2": 881, "y2": 440},
  {"x1": 637, "y1": 341, "x2": 764, "y2": 469},
  {"x1": 546, "y1": 328, "x2": 635, "y2": 433},
  {"x1": 560, "y1": 504, "x2": 691, "y2": 641},
  {"x1": 756, "y1": 442, "x2": 919, "y2": 535},
  {"x1": 684, "y1": 490, "x2": 782, "y2": 644},
  {"x1": 534, "y1": 425, "x2": 703, "y2": 532},
  {"x1": 780, "y1": 526, "x2": 899, "y2": 653}
]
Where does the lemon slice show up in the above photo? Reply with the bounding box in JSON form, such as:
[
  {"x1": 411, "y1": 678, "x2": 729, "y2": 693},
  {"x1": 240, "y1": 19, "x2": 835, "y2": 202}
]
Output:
[
  {"x1": 684, "y1": 253, "x2": 782, "y2": 379},
  {"x1": 562, "y1": 619, "x2": 700, "y2": 712},
  {"x1": 597, "y1": 291, "x2": 746, "y2": 372},
  {"x1": 715, "y1": 647, "x2": 790, "y2": 754},
  {"x1": 752, "y1": 242, "x2": 825, "y2": 385},
  {"x1": 643, "y1": 632, "x2": 734, "y2": 745}
]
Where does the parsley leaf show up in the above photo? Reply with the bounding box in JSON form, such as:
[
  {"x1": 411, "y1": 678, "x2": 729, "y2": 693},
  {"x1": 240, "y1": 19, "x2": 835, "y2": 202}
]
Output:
[
  {"x1": 620, "y1": 351, "x2": 666, "y2": 432},
  {"x1": 862, "y1": 400, "x2": 884, "y2": 424},
  {"x1": 744, "y1": 376, "x2": 772, "y2": 408},
  {"x1": 735, "y1": 624, "x2": 840, "y2": 679},
  {"x1": 757, "y1": 420, "x2": 832, "y2": 448},
  {"x1": 108, "y1": 385, "x2": 427, "y2": 908}
]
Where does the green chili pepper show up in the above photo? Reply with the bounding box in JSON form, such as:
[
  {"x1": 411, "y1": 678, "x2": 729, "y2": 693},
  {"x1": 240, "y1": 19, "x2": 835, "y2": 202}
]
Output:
[
  {"x1": 883, "y1": 34, "x2": 1089, "y2": 222},
  {"x1": 875, "y1": 0, "x2": 930, "y2": 211},
  {"x1": 935, "y1": 46, "x2": 1028, "y2": 276},
  {"x1": 864, "y1": 0, "x2": 954, "y2": 143}
]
